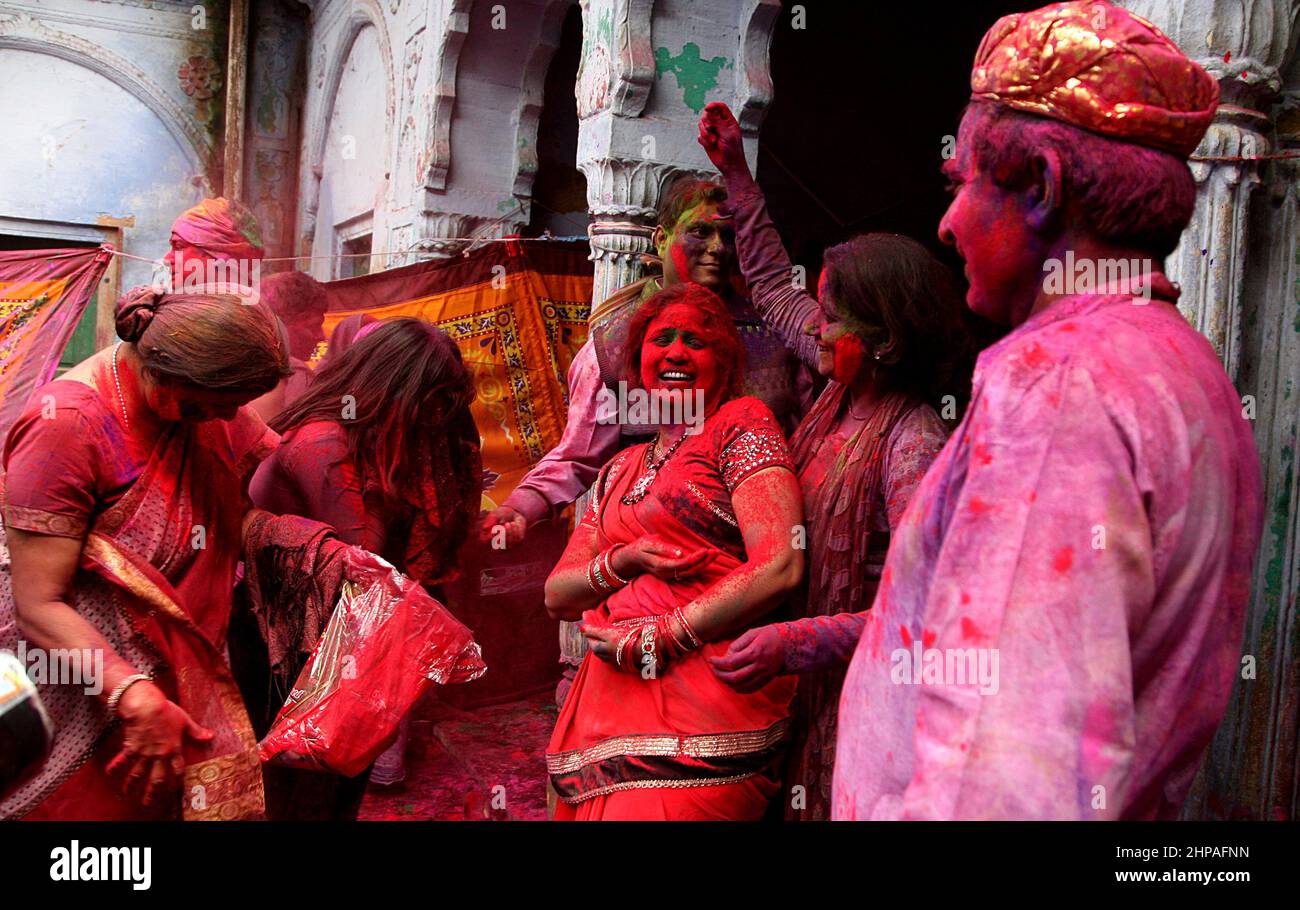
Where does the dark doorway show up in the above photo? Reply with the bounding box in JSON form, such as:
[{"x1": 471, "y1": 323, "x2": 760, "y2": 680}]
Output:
[
  {"x1": 527, "y1": 3, "x2": 587, "y2": 238},
  {"x1": 761, "y1": 1, "x2": 1041, "y2": 280}
]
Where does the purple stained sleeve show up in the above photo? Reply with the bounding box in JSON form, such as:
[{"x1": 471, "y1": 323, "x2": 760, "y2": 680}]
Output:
[
  {"x1": 503, "y1": 340, "x2": 623, "y2": 525},
  {"x1": 776, "y1": 612, "x2": 868, "y2": 675},
  {"x1": 723, "y1": 172, "x2": 822, "y2": 370}
]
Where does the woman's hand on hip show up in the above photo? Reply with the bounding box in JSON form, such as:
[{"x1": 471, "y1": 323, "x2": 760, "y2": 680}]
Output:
[
  {"x1": 708, "y1": 625, "x2": 787, "y2": 693},
  {"x1": 106, "y1": 680, "x2": 214, "y2": 808},
  {"x1": 621, "y1": 536, "x2": 711, "y2": 581},
  {"x1": 580, "y1": 624, "x2": 627, "y2": 668}
]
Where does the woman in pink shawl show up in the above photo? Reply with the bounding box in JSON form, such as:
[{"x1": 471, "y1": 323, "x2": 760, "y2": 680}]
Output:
[{"x1": 699, "y1": 102, "x2": 979, "y2": 820}]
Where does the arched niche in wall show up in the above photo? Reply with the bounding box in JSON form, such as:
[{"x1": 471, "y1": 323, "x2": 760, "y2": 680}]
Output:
[
  {"x1": 310, "y1": 19, "x2": 394, "y2": 279},
  {"x1": 0, "y1": 46, "x2": 205, "y2": 292},
  {"x1": 435, "y1": 0, "x2": 575, "y2": 226},
  {"x1": 528, "y1": 2, "x2": 587, "y2": 237}
]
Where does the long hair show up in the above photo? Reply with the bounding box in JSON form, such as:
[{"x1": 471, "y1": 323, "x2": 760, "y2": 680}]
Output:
[
  {"x1": 821, "y1": 233, "x2": 976, "y2": 421},
  {"x1": 272, "y1": 318, "x2": 482, "y2": 561},
  {"x1": 623, "y1": 283, "x2": 745, "y2": 404},
  {"x1": 115, "y1": 287, "x2": 290, "y2": 395}
]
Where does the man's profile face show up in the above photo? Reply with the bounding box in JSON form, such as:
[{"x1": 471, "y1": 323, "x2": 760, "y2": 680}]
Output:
[
  {"x1": 658, "y1": 201, "x2": 736, "y2": 292},
  {"x1": 284, "y1": 311, "x2": 326, "y2": 361},
  {"x1": 938, "y1": 114, "x2": 1048, "y2": 327}
]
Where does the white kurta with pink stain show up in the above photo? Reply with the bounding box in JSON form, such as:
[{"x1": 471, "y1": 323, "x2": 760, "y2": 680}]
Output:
[{"x1": 833, "y1": 284, "x2": 1263, "y2": 820}]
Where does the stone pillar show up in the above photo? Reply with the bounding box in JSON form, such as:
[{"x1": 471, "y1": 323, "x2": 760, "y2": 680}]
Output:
[
  {"x1": 579, "y1": 157, "x2": 678, "y2": 302},
  {"x1": 1124, "y1": 0, "x2": 1300, "y2": 820},
  {"x1": 575, "y1": 0, "x2": 781, "y2": 302},
  {"x1": 1122, "y1": 0, "x2": 1296, "y2": 381}
]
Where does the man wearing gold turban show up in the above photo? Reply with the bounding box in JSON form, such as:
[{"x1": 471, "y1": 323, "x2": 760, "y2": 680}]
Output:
[{"x1": 833, "y1": 1, "x2": 1263, "y2": 820}]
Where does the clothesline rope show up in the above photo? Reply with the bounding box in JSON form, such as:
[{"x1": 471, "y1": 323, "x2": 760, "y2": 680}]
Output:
[
  {"x1": 103, "y1": 234, "x2": 589, "y2": 267},
  {"x1": 1190, "y1": 150, "x2": 1300, "y2": 162}
]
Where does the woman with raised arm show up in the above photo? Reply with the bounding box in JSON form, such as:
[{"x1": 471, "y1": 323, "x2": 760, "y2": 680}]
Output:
[
  {"x1": 0, "y1": 288, "x2": 290, "y2": 820},
  {"x1": 698, "y1": 102, "x2": 978, "y2": 820},
  {"x1": 544, "y1": 283, "x2": 805, "y2": 821}
]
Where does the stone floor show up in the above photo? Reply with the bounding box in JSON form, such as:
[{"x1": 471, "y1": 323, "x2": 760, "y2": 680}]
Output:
[{"x1": 357, "y1": 689, "x2": 557, "y2": 821}]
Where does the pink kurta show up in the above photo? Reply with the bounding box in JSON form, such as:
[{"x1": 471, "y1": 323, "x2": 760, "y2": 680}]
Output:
[{"x1": 833, "y1": 280, "x2": 1263, "y2": 820}]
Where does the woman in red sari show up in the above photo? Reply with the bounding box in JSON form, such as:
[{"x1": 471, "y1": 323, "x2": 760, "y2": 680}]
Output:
[
  {"x1": 0, "y1": 288, "x2": 289, "y2": 820},
  {"x1": 545, "y1": 284, "x2": 804, "y2": 821}
]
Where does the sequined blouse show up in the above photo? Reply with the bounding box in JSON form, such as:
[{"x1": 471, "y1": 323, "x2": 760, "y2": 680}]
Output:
[{"x1": 582, "y1": 396, "x2": 795, "y2": 557}]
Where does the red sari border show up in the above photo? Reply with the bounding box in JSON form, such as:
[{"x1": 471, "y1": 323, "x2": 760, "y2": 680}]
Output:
[{"x1": 549, "y1": 718, "x2": 791, "y2": 804}]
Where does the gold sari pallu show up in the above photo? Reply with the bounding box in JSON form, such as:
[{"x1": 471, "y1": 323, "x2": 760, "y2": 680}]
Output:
[{"x1": 80, "y1": 534, "x2": 265, "y2": 822}]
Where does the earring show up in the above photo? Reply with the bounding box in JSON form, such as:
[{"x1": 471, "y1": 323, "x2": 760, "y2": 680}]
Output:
[{"x1": 873, "y1": 349, "x2": 883, "y2": 361}]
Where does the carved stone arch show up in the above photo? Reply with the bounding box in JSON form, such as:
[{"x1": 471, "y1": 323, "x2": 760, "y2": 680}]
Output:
[
  {"x1": 421, "y1": 0, "x2": 473, "y2": 194},
  {"x1": 0, "y1": 12, "x2": 211, "y2": 174},
  {"x1": 305, "y1": 0, "x2": 397, "y2": 222},
  {"x1": 736, "y1": 0, "x2": 782, "y2": 132},
  {"x1": 511, "y1": 0, "x2": 577, "y2": 198}
]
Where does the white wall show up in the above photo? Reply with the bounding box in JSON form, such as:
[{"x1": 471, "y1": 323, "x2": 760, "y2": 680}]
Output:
[
  {"x1": 0, "y1": 47, "x2": 201, "y2": 292},
  {"x1": 310, "y1": 24, "x2": 390, "y2": 279}
]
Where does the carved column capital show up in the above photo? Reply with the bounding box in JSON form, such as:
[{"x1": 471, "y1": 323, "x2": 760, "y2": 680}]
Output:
[
  {"x1": 579, "y1": 157, "x2": 714, "y2": 300},
  {"x1": 1122, "y1": 0, "x2": 1297, "y2": 105},
  {"x1": 411, "y1": 212, "x2": 526, "y2": 260},
  {"x1": 1119, "y1": 0, "x2": 1298, "y2": 378}
]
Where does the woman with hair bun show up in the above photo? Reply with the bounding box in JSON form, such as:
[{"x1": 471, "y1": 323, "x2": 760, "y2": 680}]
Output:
[{"x1": 0, "y1": 288, "x2": 291, "y2": 820}]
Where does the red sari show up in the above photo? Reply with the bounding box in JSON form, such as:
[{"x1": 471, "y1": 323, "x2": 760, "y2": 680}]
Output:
[
  {"x1": 548, "y1": 397, "x2": 797, "y2": 820},
  {"x1": 0, "y1": 380, "x2": 276, "y2": 820}
]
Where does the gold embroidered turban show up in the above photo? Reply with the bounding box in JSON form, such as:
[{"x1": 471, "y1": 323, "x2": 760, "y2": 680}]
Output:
[{"x1": 970, "y1": 0, "x2": 1218, "y2": 157}]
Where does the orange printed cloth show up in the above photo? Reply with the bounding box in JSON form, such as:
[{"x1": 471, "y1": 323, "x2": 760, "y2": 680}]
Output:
[
  {"x1": 0, "y1": 247, "x2": 110, "y2": 438},
  {"x1": 318, "y1": 241, "x2": 593, "y2": 511}
]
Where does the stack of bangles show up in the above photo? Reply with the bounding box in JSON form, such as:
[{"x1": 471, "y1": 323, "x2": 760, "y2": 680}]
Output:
[
  {"x1": 613, "y1": 607, "x2": 703, "y2": 676},
  {"x1": 586, "y1": 544, "x2": 631, "y2": 595}
]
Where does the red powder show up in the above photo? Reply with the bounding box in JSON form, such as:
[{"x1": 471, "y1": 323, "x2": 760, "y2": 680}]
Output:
[
  {"x1": 899, "y1": 624, "x2": 913, "y2": 647},
  {"x1": 973, "y1": 443, "x2": 993, "y2": 466},
  {"x1": 1052, "y1": 545, "x2": 1074, "y2": 573},
  {"x1": 1022, "y1": 342, "x2": 1052, "y2": 370},
  {"x1": 960, "y1": 592, "x2": 971, "y2": 605},
  {"x1": 922, "y1": 629, "x2": 936, "y2": 649},
  {"x1": 960, "y1": 616, "x2": 984, "y2": 642},
  {"x1": 967, "y1": 496, "x2": 990, "y2": 514}
]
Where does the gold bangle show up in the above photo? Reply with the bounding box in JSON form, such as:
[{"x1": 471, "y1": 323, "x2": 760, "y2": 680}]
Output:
[
  {"x1": 106, "y1": 672, "x2": 152, "y2": 717},
  {"x1": 674, "y1": 607, "x2": 703, "y2": 649}
]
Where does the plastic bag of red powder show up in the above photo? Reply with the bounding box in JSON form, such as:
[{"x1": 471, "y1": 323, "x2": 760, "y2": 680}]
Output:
[{"x1": 259, "y1": 552, "x2": 486, "y2": 776}]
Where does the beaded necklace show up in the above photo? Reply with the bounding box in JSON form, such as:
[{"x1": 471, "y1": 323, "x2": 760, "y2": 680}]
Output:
[{"x1": 621, "y1": 431, "x2": 687, "y2": 505}]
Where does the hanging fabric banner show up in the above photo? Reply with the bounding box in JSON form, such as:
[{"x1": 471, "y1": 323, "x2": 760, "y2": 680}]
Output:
[
  {"x1": 318, "y1": 240, "x2": 593, "y2": 512},
  {"x1": 0, "y1": 247, "x2": 111, "y2": 439}
]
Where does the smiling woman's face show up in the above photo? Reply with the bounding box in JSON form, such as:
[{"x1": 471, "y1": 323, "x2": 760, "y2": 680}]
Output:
[{"x1": 639, "y1": 302, "x2": 722, "y2": 405}]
